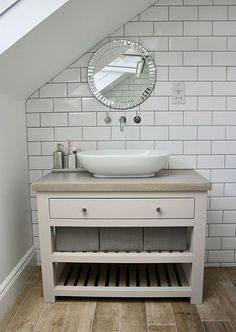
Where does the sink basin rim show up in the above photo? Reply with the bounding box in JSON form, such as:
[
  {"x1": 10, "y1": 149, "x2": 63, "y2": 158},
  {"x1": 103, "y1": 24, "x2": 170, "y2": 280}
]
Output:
[{"x1": 78, "y1": 149, "x2": 170, "y2": 157}]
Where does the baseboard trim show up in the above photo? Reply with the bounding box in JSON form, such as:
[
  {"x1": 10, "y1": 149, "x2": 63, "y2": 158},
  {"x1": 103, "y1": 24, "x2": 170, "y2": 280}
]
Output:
[{"x1": 0, "y1": 246, "x2": 36, "y2": 320}]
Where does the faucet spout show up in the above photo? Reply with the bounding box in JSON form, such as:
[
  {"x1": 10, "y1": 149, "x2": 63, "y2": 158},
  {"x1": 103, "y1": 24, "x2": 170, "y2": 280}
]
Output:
[{"x1": 119, "y1": 116, "x2": 126, "y2": 132}]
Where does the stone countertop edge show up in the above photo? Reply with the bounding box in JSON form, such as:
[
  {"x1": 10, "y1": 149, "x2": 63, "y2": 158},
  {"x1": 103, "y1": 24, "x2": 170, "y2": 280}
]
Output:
[{"x1": 32, "y1": 169, "x2": 212, "y2": 192}]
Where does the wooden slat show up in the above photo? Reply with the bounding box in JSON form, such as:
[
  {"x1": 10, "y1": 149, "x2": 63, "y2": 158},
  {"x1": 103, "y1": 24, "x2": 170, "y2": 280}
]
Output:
[
  {"x1": 67, "y1": 265, "x2": 79, "y2": 286},
  {"x1": 98, "y1": 265, "x2": 107, "y2": 287},
  {"x1": 158, "y1": 264, "x2": 168, "y2": 287},
  {"x1": 77, "y1": 265, "x2": 89, "y2": 286},
  {"x1": 167, "y1": 264, "x2": 178, "y2": 287},
  {"x1": 175, "y1": 264, "x2": 188, "y2": 287},
  {"x1": 140, "y1": 265, "x2": 147, "y2": 287},
  {"x1": 109, "y1": 265, "x2": 117, "y2": 287},
  {"x1": 87, "y1": 265, "x2": 98, "y2": 287},
  {"x1": 119, "y1": 265, "x2": 127, "y2": 287},
  {"x1": 148, "y1": 265, "x2": 157, "y2": 287},
  {"x1": 58, "y1": 264, "x2": 71, "y2": 286},
  {"x1": 129, "y1": 265, "x2": 137, "y2": 287}
]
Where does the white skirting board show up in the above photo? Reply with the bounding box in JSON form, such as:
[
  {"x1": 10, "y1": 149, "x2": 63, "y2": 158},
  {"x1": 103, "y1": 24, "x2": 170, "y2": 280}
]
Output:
[{"x1": 0, "y1": 246, "x2": 36, "y2": 320}]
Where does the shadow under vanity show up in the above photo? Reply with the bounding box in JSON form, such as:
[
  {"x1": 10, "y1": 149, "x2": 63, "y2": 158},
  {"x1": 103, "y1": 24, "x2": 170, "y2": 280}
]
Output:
[{"x1": 33, "y1": 169, "x2": 211, "y2": 305}]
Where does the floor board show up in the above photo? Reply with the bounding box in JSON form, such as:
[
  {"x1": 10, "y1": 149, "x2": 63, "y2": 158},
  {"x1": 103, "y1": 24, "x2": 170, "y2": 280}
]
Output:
[
  {"x1": 205, "y1": 268, "x2": 236, "y2": 330},
  {"x1": 33, "y1": 303, "x2": 70, "y2": 332},
  {"x1": 147, "y1": 326, "x2": 176, "y2": 332},
  {"x1": 203, "y1": 321, "x2": 234, "y2": 332},
  {"x1": 120, "y1": 300, "x2": 147, "y2": 332},
  {"x1": 171, "y1": 300, "x2": 205, "y2": 332},
  {"x1": 62, "y1": 300, "x2": 96, "y2": 332},
  {"x1": 92, "y1": 300, "x2": 120, "y2": 332},
  {"x1": 6, "y1": 287, "x2": 44, "y2": 332},
  {"x1": 145, "y1": 300, "x2": 175, "y2": 325}
]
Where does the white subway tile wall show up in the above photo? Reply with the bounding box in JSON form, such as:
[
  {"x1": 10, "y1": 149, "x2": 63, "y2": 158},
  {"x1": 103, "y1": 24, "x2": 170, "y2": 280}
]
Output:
[{"x1": 26, "y1": 1, "x2": 236, "y2": 265}]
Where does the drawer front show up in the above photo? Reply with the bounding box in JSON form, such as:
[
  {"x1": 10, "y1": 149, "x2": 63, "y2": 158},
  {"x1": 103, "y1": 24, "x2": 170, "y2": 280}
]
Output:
[{"x1": 49, "y1": 198, "x2": 194, "y2": 219}]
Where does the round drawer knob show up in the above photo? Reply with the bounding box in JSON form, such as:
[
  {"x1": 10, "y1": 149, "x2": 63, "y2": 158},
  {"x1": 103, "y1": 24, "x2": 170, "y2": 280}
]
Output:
[
  {"x1": 156, "y1": 207, "x2": 161, "y2": 213},
  {"x1": 81, "y1": 208, "x2": 87, "y2": 214}
]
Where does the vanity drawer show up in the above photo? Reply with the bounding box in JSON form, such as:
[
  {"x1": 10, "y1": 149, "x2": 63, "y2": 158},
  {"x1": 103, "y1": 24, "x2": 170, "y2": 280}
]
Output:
[{"x1": 49, "y1": 198, "x2": 195, "y2": 219}]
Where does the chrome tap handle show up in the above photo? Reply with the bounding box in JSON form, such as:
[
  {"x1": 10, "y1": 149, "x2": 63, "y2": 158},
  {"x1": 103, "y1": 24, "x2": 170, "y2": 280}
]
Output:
[
  {"x1": 119, "y1": 116, "x2": 126, "y2": 132},
  {"x1": 104, "y1": 112, "x2": 112, "y2": 124}
]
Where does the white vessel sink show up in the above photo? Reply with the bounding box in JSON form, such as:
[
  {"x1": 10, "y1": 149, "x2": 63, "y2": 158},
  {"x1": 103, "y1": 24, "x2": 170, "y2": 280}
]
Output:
[{"x1": 78, "y1": 150, "x2": 170, "y2": 178}]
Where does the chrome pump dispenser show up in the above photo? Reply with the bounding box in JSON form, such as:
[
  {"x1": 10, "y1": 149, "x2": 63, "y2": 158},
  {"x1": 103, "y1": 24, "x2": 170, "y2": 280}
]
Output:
[{"x1": 53, "y1": 144, "x2": 64, "y2": 169}]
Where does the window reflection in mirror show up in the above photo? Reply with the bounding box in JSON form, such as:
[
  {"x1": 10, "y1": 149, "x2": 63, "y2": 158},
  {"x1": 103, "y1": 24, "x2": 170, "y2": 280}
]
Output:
[{"x1": 88, "y1": 40, "x2": 156, "y2": 110}]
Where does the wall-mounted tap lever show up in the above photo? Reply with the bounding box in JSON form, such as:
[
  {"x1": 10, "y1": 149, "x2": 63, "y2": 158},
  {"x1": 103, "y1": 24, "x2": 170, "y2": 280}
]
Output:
[{"x1": 119, "y1": 116, "x2": 126, "y2": 132}]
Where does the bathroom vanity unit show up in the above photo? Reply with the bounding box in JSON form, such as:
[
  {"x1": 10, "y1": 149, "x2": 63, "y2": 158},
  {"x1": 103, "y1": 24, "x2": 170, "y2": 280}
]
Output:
[{"x1": 32, "y1": 170, "x2": 211, "y2": 304}]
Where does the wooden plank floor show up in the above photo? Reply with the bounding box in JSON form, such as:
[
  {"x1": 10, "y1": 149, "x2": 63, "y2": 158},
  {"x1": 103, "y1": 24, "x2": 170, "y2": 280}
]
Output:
[{"x1": 1, "y1": 267, "x2": 236, "y2": 332}]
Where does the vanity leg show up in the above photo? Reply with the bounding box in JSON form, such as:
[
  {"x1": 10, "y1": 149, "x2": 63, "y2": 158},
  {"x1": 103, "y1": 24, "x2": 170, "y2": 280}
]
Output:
[
  {"x1": 37, "y1": 193, "x2": 56, "y2": 303},
  {"x1": 190, "y1": 193, "x2": 207, "y2": 305},
  {"x1": 190, "y1": 225, "x2": 204, "y2": 304}
]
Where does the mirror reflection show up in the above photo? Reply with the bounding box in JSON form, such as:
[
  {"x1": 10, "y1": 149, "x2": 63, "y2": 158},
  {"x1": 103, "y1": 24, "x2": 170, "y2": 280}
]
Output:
[{"x1": 88, "y1": 40, "x2": 156, "y2": 110}]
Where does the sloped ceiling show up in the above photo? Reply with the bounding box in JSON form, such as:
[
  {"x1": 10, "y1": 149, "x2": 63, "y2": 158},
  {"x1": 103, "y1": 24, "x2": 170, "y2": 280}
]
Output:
[
  {"x1": 0, "y1": 0, "x2": 69, "y2": 54},
  {"x1": 0, "y1": 0, "x2": 156, "y2": 100}
]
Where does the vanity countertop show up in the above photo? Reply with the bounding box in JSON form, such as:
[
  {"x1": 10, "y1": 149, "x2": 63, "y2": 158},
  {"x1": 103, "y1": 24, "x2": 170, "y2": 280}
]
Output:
[{"x1": 32, "y1": 169, "x2": 212, "y2": 192}]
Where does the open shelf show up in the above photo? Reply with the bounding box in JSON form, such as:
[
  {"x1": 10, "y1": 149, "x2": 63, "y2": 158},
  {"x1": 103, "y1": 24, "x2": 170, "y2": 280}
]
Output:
[
  {"x1": 52, "y1": 250, "x2": 193, "y2": 263},
  {"x1": 54, "y1": 263, "x2": 191, "y2": 298}
]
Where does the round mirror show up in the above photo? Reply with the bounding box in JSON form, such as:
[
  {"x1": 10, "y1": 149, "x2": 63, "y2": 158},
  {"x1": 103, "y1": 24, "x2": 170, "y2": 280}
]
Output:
[{"x1": 88, "y1": 40, "x2": 156, "y2": 110}]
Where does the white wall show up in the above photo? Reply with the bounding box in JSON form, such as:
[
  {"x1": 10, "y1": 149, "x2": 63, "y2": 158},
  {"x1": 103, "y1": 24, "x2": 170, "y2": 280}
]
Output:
[
  {"x1": 26, "y1": 0, "x2": 236, "y2": 267},
  {"x1": 0, "y1": 96, "x2": 33, "y2": 289}
]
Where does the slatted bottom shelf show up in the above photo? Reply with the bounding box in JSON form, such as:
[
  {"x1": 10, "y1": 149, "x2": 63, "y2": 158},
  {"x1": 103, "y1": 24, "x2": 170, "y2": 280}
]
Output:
[{"x1": 55, "y1": 263, "x2": 191, "y2": 298}]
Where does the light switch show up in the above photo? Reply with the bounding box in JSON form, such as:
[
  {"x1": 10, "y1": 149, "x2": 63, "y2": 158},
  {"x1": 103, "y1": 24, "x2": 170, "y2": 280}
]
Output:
[{"x1": 172, "y1": 82, "x2": 186, "y2": 104}]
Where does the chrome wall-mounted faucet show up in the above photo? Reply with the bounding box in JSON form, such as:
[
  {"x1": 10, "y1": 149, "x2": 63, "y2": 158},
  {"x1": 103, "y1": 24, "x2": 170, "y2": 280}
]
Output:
[{"x1": 119, "y1": 116, "x2": 126, "y2": 132}]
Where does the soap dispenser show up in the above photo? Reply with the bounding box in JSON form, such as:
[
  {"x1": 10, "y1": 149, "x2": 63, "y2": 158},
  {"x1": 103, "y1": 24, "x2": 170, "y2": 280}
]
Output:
[
  {"x1": 53, "y1": 144, "x2": 64, "y2": 169},
  {"x1": 68, "y1": 146, "x2": 77, "y2": 169}
]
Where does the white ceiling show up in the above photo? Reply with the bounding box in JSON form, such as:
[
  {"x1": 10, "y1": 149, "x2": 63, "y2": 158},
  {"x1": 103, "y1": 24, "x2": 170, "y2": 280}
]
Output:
[{"x1": 0, "y1": 0, "x2": 155, "y2": 100}]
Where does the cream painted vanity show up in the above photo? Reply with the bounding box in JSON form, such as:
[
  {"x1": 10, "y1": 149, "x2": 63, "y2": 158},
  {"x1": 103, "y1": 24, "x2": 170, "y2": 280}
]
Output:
[{"x1": 32, "y1": 169, "x2": 211, "y2": 304}]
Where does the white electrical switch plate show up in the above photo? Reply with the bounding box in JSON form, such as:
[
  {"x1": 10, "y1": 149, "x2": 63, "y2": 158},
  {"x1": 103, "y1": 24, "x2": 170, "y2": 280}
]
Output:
[{"x1": 172, "y1": 82, "x2": 186, "y2": 104}]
